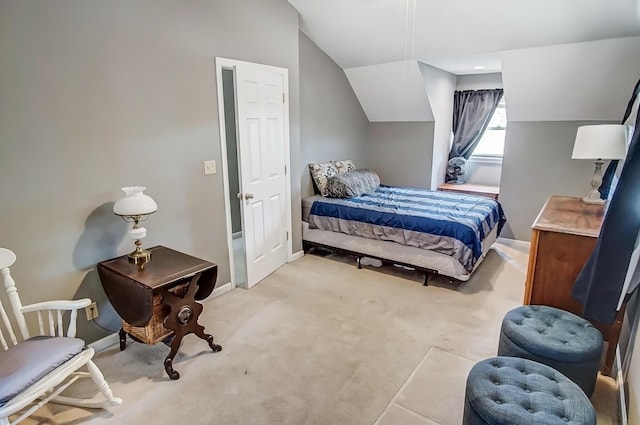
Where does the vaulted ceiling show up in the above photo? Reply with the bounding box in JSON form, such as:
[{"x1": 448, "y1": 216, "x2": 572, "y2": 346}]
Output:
[{"x1": 287, "y1": 0, "x2": 640, "y2": 74}]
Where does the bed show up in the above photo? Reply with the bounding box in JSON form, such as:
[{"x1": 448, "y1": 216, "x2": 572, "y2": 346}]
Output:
[{"x1": 302, "y1": 183, "x2": 505, "y2": 283}]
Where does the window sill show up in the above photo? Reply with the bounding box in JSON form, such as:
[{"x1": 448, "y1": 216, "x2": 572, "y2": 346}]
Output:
[{"x1": 469, "y1": 156, "x2": 503, "y2": 165}]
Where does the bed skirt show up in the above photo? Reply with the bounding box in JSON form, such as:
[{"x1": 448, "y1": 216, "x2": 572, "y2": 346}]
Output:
[{"x1": 302, "y1": 221, "x2": 498, "y2": 281}]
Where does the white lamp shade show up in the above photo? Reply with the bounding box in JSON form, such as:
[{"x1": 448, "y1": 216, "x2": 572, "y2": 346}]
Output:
[
  {"x1": 113, "y1": 186, "x2": 158, "y2": 216},
  {"x1": 572, "y1": 124, "x2": 627, "y2": 160}
]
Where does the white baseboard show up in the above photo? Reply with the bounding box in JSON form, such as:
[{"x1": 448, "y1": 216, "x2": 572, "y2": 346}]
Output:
[
  {"x1": 88, "y1": 282, "x2": 234, "y2": 353},
  {"x1": 89, "y1": 333, "x2": 120, "y2": 353},
  {"x1": 617, "y1": 346, "x2": 628, "y2": 425},
  {"x1": 202, "y1": 281, "x2": 234, "y2": 303},
  {"x1": 288, "y1": 250, "x2": 304, "y2": 262}
]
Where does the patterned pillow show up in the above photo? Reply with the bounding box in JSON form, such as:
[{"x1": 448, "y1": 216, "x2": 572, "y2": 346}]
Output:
[
  {"x1": 331, "y1": 160, "x2": 356, "y2": 175},
  {"x1": 308, "y1": 162, "x2": 339, "y2": 196},
  {"x1": 325, "y1": 169, "x2": 380, "y2": 198}
]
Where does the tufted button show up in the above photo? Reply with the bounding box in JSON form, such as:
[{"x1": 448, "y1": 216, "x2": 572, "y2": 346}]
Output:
[
  {"x1": 557, "y1": 395, "x2": 564, "y2": 400},
  {"x1": 562, "y1": 417, "x2": 569, "y2": 422},
  {"x1": 494, "y1": 381, "x2": 500, "y2": 385},
  {"x1": 525, "y1": 389, "x2": 531, "y2": 393},
  {"x1": 495, "y1": 399, "x2": 502, "y2": 405},
  {"x1": 527, "y1": 408, "x2": 534, "y2": 413}
]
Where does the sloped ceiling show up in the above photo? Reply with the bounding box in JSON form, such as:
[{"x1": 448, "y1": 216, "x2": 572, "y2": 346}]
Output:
[
  {"x1": 288, "y1": 0, "x2": 640, "y2": 74},
  {"x1": 291, "y1": 1, "x2": 640, "y2": 122},
  {"x1": 344, "y1": 61, "x2": 434, "y2": 122}
]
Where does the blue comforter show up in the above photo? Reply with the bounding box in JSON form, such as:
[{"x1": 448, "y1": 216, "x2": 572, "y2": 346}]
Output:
[{"x1": 308, "y1": 185, "x2": 505, "y2": 272}]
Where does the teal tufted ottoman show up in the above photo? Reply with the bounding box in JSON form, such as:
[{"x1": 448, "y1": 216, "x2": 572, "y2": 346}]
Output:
[
  {"x1": 464, "y1": 356, "x2": 596, "y2": 425},
  {"x1": 498, "y1": 305, "x2": 603, "y2": 397}
]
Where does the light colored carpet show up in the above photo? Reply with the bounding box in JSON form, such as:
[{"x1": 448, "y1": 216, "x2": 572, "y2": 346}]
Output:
[{"x1": 18, "y1": 239, "x2": 619, "y2": 425}]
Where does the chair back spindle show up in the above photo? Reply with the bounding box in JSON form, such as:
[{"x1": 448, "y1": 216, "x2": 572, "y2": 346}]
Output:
[
  {"x1": 0, "y1": 247, "x2": 28, "y2": 347},
  {"x1": 0, "y1": 297, "x2": 18, "y2": 350},
  {"x1": 0, "y1": 248, "x2": 78, "y2": 344}
]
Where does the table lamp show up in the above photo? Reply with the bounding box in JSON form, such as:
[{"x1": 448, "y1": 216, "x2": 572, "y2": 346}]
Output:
[
  {"x1": 572, "y1": 124, "x2": 627, "y2": 204},
  {"x1": 113, "y1": 186, "x2": 157, "y2": 267}
]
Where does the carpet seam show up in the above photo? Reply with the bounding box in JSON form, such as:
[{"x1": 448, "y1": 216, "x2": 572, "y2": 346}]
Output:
[{"x1": 372, "y1": 346, "x2": 434, "y2": 425}]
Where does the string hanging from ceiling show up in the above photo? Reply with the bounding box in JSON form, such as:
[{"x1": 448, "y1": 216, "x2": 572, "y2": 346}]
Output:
[{"x1": 404, "y1": 0, "x2": 417, "y2": 75}]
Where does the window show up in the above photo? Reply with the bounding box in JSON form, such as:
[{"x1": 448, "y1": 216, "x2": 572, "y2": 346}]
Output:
[{"x1": 471, "y1": 98, "x2": 506, "y2": 158}]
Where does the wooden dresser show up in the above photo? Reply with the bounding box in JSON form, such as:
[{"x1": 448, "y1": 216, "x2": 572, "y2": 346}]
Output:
[{"x1": 524, "y1": 195, "x2": 623, "y2": 375}]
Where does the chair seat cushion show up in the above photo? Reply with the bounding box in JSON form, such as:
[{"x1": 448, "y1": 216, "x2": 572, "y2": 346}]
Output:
[{"x1": 0, "y1": 336, "x2": 85, "y2": 405}]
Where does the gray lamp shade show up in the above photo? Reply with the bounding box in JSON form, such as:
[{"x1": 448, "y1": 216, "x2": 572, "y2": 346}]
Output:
[{"x1": 572, "y1": 125, "x2": 628, "y2": 160}]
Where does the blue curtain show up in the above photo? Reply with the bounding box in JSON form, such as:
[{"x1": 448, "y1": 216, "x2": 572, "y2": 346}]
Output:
[{"x1": 572, "y1": 95, "x2": 640, "y2": 324}]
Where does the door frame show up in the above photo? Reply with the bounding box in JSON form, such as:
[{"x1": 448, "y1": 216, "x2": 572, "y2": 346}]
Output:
[{"x1": 215, "y1": 57, "x2": 293, "y2": 289}]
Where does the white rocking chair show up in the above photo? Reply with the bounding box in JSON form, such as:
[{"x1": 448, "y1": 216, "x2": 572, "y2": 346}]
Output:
[{"x1": 0, "y1": 248, "x2": 122, "y2": 425}]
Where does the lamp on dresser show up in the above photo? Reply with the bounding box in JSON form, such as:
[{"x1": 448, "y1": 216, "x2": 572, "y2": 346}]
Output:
[{"x1": 572, "y1": 124, "x2": 627, "y2": 204}]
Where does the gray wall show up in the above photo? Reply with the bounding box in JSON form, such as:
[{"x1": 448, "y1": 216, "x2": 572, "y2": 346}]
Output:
[
  {"x1": 299, "y1": 31, "x2": 370, "y2": 196},
  {"x1": 0, "y1": 0, "x2": 300, "y2": 342},
  {"x1": 499, "y1": 121, "x2": 614, "y2": 240},
  {"x1": 419, "y1": 63, "x2": 456, "y2": 190},
  {"x1": 367, "y1": 122, "x2": 435, "y2": 189}
]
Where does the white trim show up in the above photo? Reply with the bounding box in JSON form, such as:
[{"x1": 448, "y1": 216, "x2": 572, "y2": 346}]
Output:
[
  {"x1": 282, "y1": 68, "x2": 293, "y2": 263},
  {"x1": 88, "y1": 333, "x2": 119, "y2": 353},
  {"x1": 288, "y1": 250, "x2": 304, "y2": 262},
  {"x1": 216, "y1": 58, "x2": 240, "y2": 289},
  {"x1": 216, "y1": 57, "x2": 292, "y2": 289},
  {"x1": 468, "y1": 155, "x2": 503, "y2": 164},
  {"x1": 203, "y1": 281, "x2": 234, "y2": 302},
  {"x1": 617, "y1": 345, "x2": 628, "y2": 425}
]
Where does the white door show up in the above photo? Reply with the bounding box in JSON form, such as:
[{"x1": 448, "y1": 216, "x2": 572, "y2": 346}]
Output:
[{"x1": 234, "y1": 62, "x2": 289, "y2": 288}]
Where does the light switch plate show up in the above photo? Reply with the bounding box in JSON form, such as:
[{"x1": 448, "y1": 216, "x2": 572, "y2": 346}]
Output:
[{"x1": 204, "y1": 160, "x2": 216, "y2": 175}]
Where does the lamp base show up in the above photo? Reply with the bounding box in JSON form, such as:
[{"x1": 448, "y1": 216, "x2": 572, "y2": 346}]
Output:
[
  {"x1": 582, "y1": 188, "x2": 605, "y2": 205},
  {"x1": 582, "y1": 197, "x2": 605, "y2": 205},
  {"x1": 128, "y1": 244, "x2": 152, "y2": 268}
]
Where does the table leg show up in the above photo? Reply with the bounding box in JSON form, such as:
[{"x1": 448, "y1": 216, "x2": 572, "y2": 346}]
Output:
[
  {"x1": 119, "y1": 328, "x2": 127, "y2": 351},
  {"x1": 160, "y1": 272, "x2": 222, "y2": 380}
]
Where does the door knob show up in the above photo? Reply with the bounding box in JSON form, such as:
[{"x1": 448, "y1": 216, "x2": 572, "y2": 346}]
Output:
[
  {"x1": 245, "y1": 193, "x2": 254, "y2": 200},
  {"x1": 236, "y1": 193, "x2": 244, "y2": 200}
]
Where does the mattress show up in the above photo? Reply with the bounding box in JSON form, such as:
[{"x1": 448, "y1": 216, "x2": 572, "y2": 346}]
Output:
[{"x1": 307, "y1": 185, "x2": 505, "y2": 272}]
